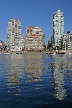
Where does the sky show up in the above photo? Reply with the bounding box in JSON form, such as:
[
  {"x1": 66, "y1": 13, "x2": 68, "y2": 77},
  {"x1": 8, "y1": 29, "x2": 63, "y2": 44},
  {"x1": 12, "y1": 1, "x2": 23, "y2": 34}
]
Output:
[{"x1": 0, "y1": 0, "x2": 72, "y2": 44}]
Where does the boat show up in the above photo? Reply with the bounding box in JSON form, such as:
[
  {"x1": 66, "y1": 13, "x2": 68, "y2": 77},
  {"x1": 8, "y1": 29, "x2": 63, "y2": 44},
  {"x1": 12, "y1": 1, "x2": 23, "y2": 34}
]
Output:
[
  {"x1": 51, "y1": 51, "x2": 56, "y2": 55},
  {"x1": 69, "y1": 52, "x2": 72, "y2": 54},
  {"x1": 53, "y1": 51, "x2": 56, "y2": 55},
  {"x1": 45, "y1": 52, "x2": 48, "y2": 54},
  {"x1": 3, "y1": 52, "x2": 10, "y2": 54}
]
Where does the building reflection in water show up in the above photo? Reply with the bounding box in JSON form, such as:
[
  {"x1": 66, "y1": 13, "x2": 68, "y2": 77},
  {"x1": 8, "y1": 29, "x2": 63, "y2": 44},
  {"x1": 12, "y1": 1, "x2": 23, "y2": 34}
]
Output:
[
  {"x1": 63, "y1": 55, "x2": 72, "y2": 82},
  {"x1": 6, "y1": 54, "x2": 44, "y2": 95},
  {"x1": 6, "y1": 54, "x2": 25, "y2": 95},
  {"x1": 24, "y1": 54, "x2": 44, "y2": 83},
  {"x1": 50, "y1": 55, "x2": 67, "y2": 100}
]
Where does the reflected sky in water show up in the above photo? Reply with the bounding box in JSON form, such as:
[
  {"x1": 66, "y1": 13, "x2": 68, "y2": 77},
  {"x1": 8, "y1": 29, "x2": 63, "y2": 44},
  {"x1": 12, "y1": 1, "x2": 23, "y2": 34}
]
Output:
[{"x1": 0, "y1": 54, "x2": 72, "y2": 107}]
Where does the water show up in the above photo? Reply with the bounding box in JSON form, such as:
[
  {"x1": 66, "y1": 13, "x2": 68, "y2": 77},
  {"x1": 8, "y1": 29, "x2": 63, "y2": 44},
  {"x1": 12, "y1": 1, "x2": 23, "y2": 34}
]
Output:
[{"x1": 0, "y1": 54, "x2": 72, "y2": 108}]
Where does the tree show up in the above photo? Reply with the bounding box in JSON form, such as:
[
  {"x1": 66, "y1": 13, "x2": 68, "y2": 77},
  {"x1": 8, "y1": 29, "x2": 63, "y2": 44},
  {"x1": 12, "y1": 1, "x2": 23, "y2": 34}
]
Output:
[{"x1": 67, "y1": 31, "x2": 70, "y2": 34}]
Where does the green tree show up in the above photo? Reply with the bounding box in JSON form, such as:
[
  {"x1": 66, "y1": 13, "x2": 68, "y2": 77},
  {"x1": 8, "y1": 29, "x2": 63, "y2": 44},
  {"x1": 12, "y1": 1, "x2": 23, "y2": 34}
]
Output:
[{"x1": 67, "y1": 31, "x2": 70, "y2": 34}]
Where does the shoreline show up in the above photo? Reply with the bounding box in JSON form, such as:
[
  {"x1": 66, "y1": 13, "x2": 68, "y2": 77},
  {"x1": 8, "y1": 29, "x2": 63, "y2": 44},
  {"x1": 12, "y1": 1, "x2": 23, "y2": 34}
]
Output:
[{"x1": 0, "y1": 51, "x2": 72, "y2": 55}]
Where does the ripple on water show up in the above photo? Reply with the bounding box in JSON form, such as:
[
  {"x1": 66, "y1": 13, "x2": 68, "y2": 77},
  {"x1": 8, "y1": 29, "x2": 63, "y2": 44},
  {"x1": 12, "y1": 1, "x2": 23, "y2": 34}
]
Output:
[{"x1": 0, "y1": 54, "x2": 72, "y2": 108}]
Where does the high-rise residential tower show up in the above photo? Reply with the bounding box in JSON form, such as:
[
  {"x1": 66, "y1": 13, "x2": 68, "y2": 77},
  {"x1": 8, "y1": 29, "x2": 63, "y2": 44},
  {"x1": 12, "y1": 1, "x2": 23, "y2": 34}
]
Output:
[
  {"x1": 52, "y1": 10, "x2": 64, "y2": 47},
  {"x1": 7, "y1": 19, "x2": 21, "y2": 48},
  {"x1": 7, "y1": 19, "x2": 24, "y2": 52}
]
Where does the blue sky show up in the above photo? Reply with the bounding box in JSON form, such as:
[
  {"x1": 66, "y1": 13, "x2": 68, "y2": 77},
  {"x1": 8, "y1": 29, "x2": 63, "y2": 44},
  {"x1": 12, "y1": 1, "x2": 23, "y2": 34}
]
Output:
[{"x1": 0, "y1": 0, "x2": 72, "y2": 44}]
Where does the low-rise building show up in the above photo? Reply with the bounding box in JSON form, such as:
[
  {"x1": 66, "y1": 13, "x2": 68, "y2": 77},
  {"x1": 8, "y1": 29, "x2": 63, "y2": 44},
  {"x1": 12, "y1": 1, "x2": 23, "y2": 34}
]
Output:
[
  {"x1": 61, "y1": 32, "x2": 72, "y2": 50},
  {"x1": 0, "y1": 40, "x2": 7, "y2": 52}
]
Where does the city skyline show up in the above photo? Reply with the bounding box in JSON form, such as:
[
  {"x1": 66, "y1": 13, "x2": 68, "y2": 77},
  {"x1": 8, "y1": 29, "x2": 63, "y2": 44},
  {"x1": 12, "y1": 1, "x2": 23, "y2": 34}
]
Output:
[{"x1": 0, "y1": 0, "x2": 72, "y2": 44}]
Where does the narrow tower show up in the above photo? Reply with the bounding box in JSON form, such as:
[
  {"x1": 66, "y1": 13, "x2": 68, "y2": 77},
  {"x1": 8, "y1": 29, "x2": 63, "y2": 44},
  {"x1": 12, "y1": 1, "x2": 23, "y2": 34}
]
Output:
[
  {"x1": 7, "y1": 19, "x2": 21, "y2": 48},
  {"x1": 52, "y1": 10, "x2": 64, "y2": 47}
]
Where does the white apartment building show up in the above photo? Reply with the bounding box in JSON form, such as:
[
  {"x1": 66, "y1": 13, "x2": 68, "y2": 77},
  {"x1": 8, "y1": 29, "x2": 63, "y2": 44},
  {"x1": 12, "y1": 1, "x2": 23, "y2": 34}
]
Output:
[
  {"x1": 52, "y1": 10, "x2": 64, "y2": 47},
  {"x1": 7, "y1": 19, "x2": 24, "y2": 52}
]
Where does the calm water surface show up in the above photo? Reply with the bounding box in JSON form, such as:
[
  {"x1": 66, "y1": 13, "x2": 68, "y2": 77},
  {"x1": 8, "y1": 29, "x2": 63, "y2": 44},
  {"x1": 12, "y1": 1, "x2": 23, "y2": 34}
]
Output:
[{"x1": 0, "y1": 54, "x2": 72, "y2": 108}]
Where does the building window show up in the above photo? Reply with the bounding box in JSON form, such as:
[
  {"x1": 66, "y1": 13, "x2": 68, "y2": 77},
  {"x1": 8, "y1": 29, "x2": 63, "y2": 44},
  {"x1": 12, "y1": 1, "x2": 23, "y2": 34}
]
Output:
[
  {"x1": 15, "y1": 25, "x2": 17, "y2": 28},
  {"x1": 12, "y1": 22, "x2": 14, "y2": 25},
  {"x1": 19, "y1": 26, "x2": 21, "y2": 29},
  {"x1": 36, "y1": 31, "x2": 39, "y2": 34}
]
